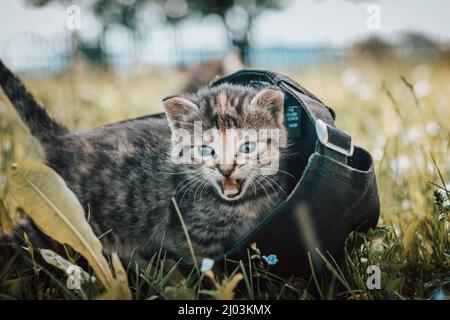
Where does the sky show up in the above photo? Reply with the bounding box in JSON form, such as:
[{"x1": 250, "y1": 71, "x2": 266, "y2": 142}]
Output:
[{"x1": 0, "y1": 0, "x2": 449, "y2": 47}]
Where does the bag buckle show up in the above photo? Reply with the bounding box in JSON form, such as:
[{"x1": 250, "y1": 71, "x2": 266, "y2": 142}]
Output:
[{"x1": 315, "y1": 119, "x2": 354, "y2": 163}]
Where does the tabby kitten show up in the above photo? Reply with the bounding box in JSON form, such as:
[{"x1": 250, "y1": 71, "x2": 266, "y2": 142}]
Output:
[{"x1": 0, "y1": 60, "x2": 290, "y2": 263}]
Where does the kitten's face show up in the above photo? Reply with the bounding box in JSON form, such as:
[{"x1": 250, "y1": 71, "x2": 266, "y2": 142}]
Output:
[{"x1": 164, "y1": 84, "x2": 287, "y2": 201}]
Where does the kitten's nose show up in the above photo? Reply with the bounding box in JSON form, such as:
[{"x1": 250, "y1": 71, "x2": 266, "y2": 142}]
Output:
[{"x1": 218, "y1": 164, "x2": 235, "y2": 178}]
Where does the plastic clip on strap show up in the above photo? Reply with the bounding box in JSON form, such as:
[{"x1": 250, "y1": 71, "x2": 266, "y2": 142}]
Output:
[{"x1": 315, "y1": 119, "x2": 354, "y2": 165}]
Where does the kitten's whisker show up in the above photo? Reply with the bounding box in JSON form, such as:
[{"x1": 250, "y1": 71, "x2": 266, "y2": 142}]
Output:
[
  {"x1": 174, "y1": 172, "x2": 203, "y2": 194},
  {"x1": 275, "y1": 169, "x2": 295, "y2": 179},
  {"x1": 193, "y1": 179, "x2": 206, "y2": 205},
  {"x1": 179, "y1": 176, "x2": 204, "y2": 205},
  {"x1": 184, "y1": 178, "x2": 205, "y2": 205},
  {"x1": 199, "y1": 180, "x2": 210, "y2": 200},
  {"x1": 155, "y1": 171, "x2": 184, "y2": 176},
  {"x1": 280, "y1": 148, "x2": 300, "y2": 157},
  {"x1": 194, "y1": 180, "x2": 207, "y2": 204},
  {"x1": 176, "y1": 175, "x2": 202, "y2": 195},
  {"x1": 256, "y1": 165, "x2": 295, "y2": 179},
  {"x1": 247, "y1": 173, "x2": 258, "y2": 197},
  {"x1": 250, "y1": 180, "x2": 257, "y2": 197},
  {"x1": 259, "y1": 174, "x2": 287, "y2": 194},
  {"x1": 253, "y1": 176, "x2": 272, "y2": 202},
  {"x1": 257, "y1": 174, "x2": 278, "y2": 195},
  {"x1": 174, "y1": 175, "x2": 196, "y2": 193},
  {"x1": 178, "y1": 180, "x2": 197, "y2": 205}
]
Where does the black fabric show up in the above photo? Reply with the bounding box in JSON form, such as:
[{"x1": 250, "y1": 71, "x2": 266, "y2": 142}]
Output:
[
  {"x1": 326, "y1": 126, "x2": 353, "y2": 152},
  {"x1": 316, "y1": 143, "x2": 348, "y2": 164},
  {"x1": 224, "y1": 148, "x2": 379, "y2": 276},
  {"x1": 209, "y1": 69, "x2": 380, "y2": 276}
]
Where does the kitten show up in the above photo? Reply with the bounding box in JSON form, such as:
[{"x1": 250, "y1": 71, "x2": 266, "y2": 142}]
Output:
[{"x1": 0, "y1": 60, "x2": 290, "y2": 263}]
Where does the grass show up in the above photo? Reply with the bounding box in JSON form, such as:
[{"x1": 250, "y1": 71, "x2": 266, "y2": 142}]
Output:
[{"x1": 0, "y1": 58, "x2": 449, "y2": 300}]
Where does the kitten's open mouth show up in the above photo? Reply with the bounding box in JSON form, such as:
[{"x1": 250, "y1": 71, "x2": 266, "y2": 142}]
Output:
[{"x1": 219, "y1": 178, "x2": 244, "y2": 199}]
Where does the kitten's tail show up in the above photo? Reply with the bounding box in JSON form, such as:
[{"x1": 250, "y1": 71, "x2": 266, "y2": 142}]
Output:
[{"x1": 0, "y1": 59, "x2": 69, "y2": 145}]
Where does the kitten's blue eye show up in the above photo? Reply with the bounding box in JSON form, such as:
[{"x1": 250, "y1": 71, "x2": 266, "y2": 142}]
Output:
[
  {"x1": 239, "y1": 142, "x2": 256, "y2": 154},
  {"x1": 198, "y1": 145, "x2": 215, "y2": 157}
]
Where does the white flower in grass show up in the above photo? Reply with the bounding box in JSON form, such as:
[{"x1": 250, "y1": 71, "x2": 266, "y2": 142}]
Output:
[
  {"x1": 407, "y1": 126, "x2": 422, "y2": 142},
  {"x1": 372, "y1": 148, "x2": 384, "y2": 161},
  {"x1": 371, "y1": 238, "x2": 384, "y2": 253},
  {"x1": 390, "y1": 155, "x2": 411, "y2": 174},
  {"x1": 200, "y1": 258, "x2": 215, "y2": 272},
  {"x1": 402, "y1": 200, "x2": 411, "y2": 210},
  {"x1": 413, "y1": 79, "x2": 431, "y2": 98},
  {"x1": 425, "y1": 121, "x2": 440, "y2": 136},
  {"x1": 341, "y1": 68, "x2": 361, "y2": 88},
  {"x1": 354, "y1": 83, "x2": 373, "y2": 100}
]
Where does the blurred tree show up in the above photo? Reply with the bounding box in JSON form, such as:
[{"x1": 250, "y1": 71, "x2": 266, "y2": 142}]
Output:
[
  {"x1": 348, "y1": 32, "x2": 442, "y2": 61},
  {"x1": 27, "y1": 0, "x2": 292, "y2": 64},
  {"x1": 348, "y1": 35, "x2": 394, "y2": 61},
  {"x1": 399, "y1": 31, "x2": 440, "y2": 58}
]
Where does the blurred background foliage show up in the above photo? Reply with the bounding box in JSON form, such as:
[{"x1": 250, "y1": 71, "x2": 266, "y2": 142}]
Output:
[{"x1": 27, "y1": 0, "x2": 291, "y2": 65}]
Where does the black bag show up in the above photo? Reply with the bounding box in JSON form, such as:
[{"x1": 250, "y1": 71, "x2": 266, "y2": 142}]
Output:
[{"x1": 208, "y1": 70, "x2": 380, "y2": 276}]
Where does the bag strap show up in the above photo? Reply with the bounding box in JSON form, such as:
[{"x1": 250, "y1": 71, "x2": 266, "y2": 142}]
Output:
[{"x1": 315, "y1": 119, "x2": 354, "y2": 165}]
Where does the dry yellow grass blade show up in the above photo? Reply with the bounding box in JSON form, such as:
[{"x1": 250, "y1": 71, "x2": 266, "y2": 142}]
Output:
[
  {"x1": 2, "y1": 185, "x2": 25, "y2": 223},
  {"x1": 98, "y1": 253, "x2": 132, "y2": 300},
  {"x1": 7, "y1": 160, "x2": 114, "y2": 290},
  {"x1": 217, "y1": 273, "x2": 243, "y2": 300},
  {"x1": 402, "y1": 219, "x2": 420, "y2": 261},
  {"x1": 0, "y1": 199, "x2": 13, "y2": 235}
]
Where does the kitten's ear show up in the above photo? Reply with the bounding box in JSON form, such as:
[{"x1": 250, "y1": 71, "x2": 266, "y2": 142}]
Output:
[
  {"x1": 163, "y1": 96, "x2": 199, "y2": 130},
  {"x1": 250, "y1": 88, "x2": 285, "y2": 126}
]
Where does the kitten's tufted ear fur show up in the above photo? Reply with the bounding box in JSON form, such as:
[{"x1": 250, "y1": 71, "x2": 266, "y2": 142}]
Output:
[
  {"x1": 163, "y1": 96, "x2": 199, "y2": 130},
  {"x1": 250, "y1": 88, "x2": 285, "y2": 126}
]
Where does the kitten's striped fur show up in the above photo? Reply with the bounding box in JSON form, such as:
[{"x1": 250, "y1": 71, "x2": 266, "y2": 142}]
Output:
[{"x1": 0, "y1": 60, "x2": 290, "y2": 263}]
